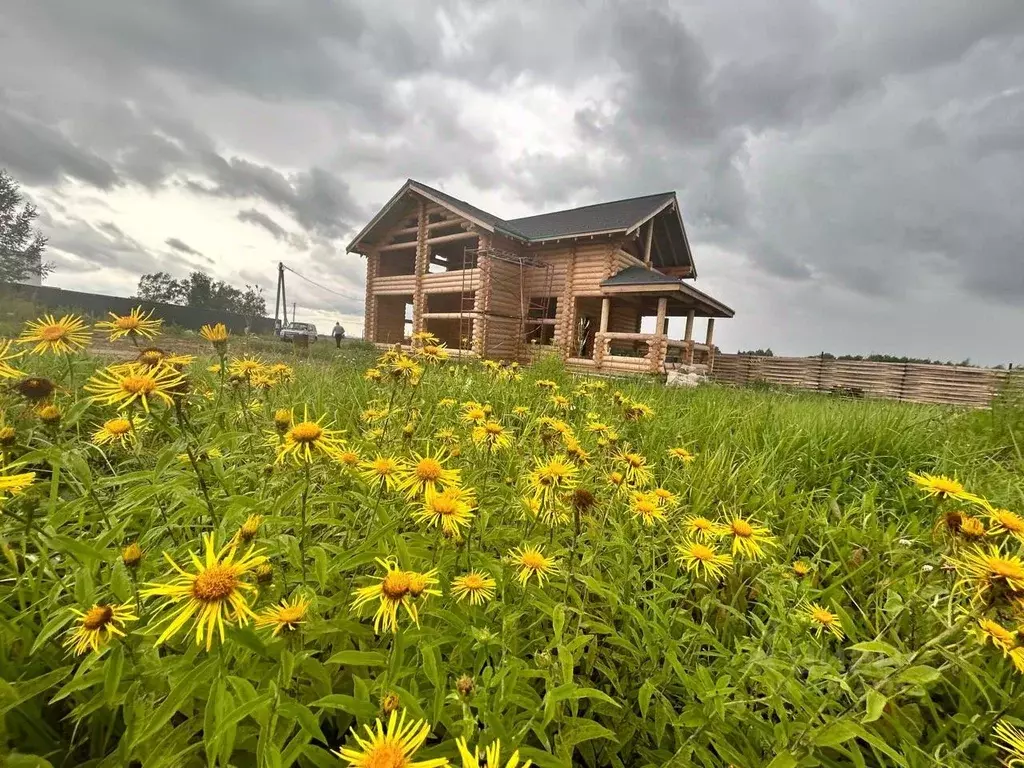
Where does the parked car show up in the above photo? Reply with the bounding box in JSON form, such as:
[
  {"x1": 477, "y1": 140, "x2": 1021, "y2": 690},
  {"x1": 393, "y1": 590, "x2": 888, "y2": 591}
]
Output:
[{"x1": 278, "y1": 321, "x2": 318, "y2": 343}]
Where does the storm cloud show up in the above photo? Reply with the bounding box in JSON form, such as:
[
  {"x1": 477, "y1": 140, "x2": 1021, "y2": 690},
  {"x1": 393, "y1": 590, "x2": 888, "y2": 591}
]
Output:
[{"x1": 1, "y1": 0, "x2": 1022, "y2": 362}]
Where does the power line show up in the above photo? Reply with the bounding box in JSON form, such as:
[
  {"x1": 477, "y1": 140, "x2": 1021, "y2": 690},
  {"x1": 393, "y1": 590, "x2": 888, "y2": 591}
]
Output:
[{"x1": 281, "y1": 264, "x2": 363, "y2": 305}]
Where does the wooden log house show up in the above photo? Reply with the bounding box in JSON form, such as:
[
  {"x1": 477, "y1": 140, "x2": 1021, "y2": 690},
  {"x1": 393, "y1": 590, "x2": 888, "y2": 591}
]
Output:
[{"x1": 346, "y1": 180, "x2": 734, "y2": 376}]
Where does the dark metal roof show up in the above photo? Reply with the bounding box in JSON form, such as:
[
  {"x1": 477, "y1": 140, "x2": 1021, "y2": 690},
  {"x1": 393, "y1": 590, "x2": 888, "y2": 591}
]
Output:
[
  {"x1": 505, "y1": 192, "x2": 675, "y2": 240},
  {"x1": 408, "y1": 180, "x2": 530, "y2": 240},
  {"x1": 601, "y1": 266, "x2": 683, "y2": 287}
]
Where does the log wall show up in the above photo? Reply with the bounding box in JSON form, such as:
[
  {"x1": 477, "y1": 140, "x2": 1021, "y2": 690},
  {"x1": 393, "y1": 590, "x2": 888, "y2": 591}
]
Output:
[
  {"x1": 373, "y1": 295, "x2": 408, "y2": 343},
  {"x1": 711, "y1": 355, "x2": 1016, "y2": 407}
]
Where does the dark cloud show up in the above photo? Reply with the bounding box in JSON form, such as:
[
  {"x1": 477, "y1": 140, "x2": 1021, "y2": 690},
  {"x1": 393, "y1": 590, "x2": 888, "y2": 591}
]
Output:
[
  {"x1": 237, "y1": 208, "x2": 309, "y2": 250},
  {"x1": 165, "y1": 237, "x2": 202, "y2": 257}
]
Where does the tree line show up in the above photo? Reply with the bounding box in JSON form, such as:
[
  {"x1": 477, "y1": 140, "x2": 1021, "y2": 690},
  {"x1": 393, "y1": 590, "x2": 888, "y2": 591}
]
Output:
[
  {"x1": 737, "y1": 349, "x2": 975, "y2": 367},
  {"x1": 135, "y1": 271, "x2": 266, "y2": 318}
]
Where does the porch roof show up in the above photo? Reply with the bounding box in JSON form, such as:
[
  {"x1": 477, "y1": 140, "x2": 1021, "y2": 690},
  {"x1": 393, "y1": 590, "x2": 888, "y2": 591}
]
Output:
[{"x1": 600, "y1": 266, "x2": 734, "y2": 318}]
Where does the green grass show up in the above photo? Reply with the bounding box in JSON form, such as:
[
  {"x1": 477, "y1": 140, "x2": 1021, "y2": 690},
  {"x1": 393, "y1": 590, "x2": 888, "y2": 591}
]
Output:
[{"x1": 1, "y1": 339, "x2": 1022, "y2": 768}]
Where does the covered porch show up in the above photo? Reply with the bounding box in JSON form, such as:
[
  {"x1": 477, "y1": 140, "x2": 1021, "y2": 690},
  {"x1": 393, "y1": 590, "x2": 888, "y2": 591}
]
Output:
[{"x1": 568, "y1": 267, "x2": 734, "y2": 377}]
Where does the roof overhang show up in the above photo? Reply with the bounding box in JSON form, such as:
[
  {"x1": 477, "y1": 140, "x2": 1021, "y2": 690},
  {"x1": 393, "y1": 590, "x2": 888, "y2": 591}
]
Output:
[
  {"x1": 601, "y1": 282, "x2": 734, "y2": 318},
  {"x1": 623, "y1": 195, "x2": 696, "y2": 276}
]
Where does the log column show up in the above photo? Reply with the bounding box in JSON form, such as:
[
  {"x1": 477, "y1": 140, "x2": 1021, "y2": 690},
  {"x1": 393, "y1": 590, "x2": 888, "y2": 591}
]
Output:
[
  {"x1": 471, "y1": 232, "x2": 490, "y2": 356},
  {"x1": 643, "y1": 221, "x2": 654, "y2": 267},
  {"x1": 411, "y1": 200, "x2": 428, "y2": 336},
  {"x1": 594, "y1": 297, "x2": 610, "y2": 369},
  {"x1": 557, "y1": 245, "x2": 578, "y2": 359},
  {"x1": 705, "y1": 318, "x2": 716, "y2": 371},
  {"x1": 684, "y1": 310, "x2": 695, "y2": 364},
  {"x1": 648, "y1": 296, "x2": 668, "y2": 373},
  {"x1": 363, "y1": 248, "x2": 379, "y2": 342}
]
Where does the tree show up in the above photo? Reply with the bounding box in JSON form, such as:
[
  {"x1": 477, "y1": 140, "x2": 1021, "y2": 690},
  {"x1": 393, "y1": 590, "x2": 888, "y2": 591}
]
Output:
[
  {"x1": 0, "y1": 169, "x2": 52, "y2": 284},
  {"x1": 136, "y1": 271, "x2": 187, "y2": 304}
]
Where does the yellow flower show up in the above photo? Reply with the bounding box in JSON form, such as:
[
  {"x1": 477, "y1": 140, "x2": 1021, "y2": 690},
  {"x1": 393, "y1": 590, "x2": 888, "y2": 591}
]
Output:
[
  {"x1": 725, "y1": 516, "x2": 776, "y2": 560},
  {"x1": 0, "y1": 470, "x2": 36, "y2": 504},
  {"x1": 199, "y1": 323, "x2": 229, "y2": 352},
  {"x1": 550, "y1": 394, "x2": 571, "y2": 410},
  {"x1": 37, "y1": 404, "x2": 62, "y2": 425},
  {"x1": 682, "y1": 515, "x2": 720, "y2": 541},
  {"x1": 237, "y1": 514, "x2": 262, "y2": 543},
  {"x1": 994, "y1": 720, "x2": 1024, "y2": 767},
  {"x1": 96, "y1": 306, "x2": 162, "y2": 341},
  {"x1": 587, "y1": 422, "x2": 612, "y2": 435},
  {"x1": 411, "y1": 330, "x2": 439, "y2": 345},
  {"x1": 947, "y1": 545, "x2": 1024, "y2": 601},
  {"x1": 256, "y1": 596, "x2": 310, "y2": 636},
  {"x1": 976, "y1": 618, "x2": 1017, "y2": 654},
  {"x1": 801, "y1": 602, "x2": 845, "y2": 640},
  {"x1": 667, "y1": 446, "x2": 696, "y2": 463},
  {"x1": 414, "y1": 487, "x2": 476, "y2": 538},
  {"x1": 351, "y1": 558, "x2": 439, "y2": 634},
  {"x1": 456, "y1": 737, "x2": 530, "y2": 768},
  {"x1": 229, "y1": 356, "x2": 266, "y2": 379},
  {"x1": 398, "y1": 450, "x2": 460, "y2": 501},
  {"x1": 528, "y1": 454, "x2": 578, "y2": 505},
  {"x1": 534, "y1": 379, "x2": 559, "y2": 391},
  {"x1": 960, "y1": 515, "x2": 987, "y2": 538},
  {"x1": 438, "y1": 398, "x2": 457, "y2": 408},
  {"x1": 512, "y1": 406, "x2": 529, "y2": 416},
  {"x1": 92, "y1": 417, "x2": 143, "y2": 448},
  {"x1": 18, "y1": 313, "x2": 91, "y2": 355},
  {"x1": 675, "y1": 540, "x2": 733, "y2": 580},
  {"x1": 471, "y1": 420, "x2": 512, "y2": 450},
  {"x1": 651, "y1": 487, "x2": 677, "y2": 507},
  {"x1": 84, "y1": 363, "x2": 184, "y2": 413},
  {"x1": 0, "y1": 339, "x2": 25, "y2": 379},
  {"x1": 451, "y1": 572, "x2": 497, "y2": 606},
  {"x1": 510, "y1": 545, "x2": 559, "y2": 587},
  {"x1": 563, "y1": 436, "x2": 590, "y2": 464},
  {"x1": 607, "y1": 470, "x2": 626, "y2": 490},
  {"x1": 267, "y1": 363, "x2": 294, "y2": 381},
  {"x1": 622, "y1": 399, "x2": 653, "y2": 420},
  {"x1": 335, "y1": 709, "x2": 448, "y2": 768},
  {"x1": 389, "y1": 355, "x2": 423, "y2": 383},
  {"x1": 908, "y1": 471, "x2": 980, "y2": 503},
  {"x1": 792, "y1": 560, "x2": 812, "y2": 578},
  {"x1": 141, "y1": 533, "x2": 267, "y2": 651},
  {"x1": 273, "y1": 408, "x2": 292, "y2": 433},
  {"x1": 339, "y1": 449, "x2": 361, "y2": 467},
  {"x1": 275, "y1": 408, "x2": 347, "y2": 465},
  {"x1": 364, "y1": 368, "x2": 383, "y2": 382},
  {"x1": 630, "y1": 492, "x2": 666, "y2": 526},
  {"x1": 122, "y1": 543, "x2": 143, "y2": 569},
  {"x1": 359, "y1": 456, "x2": 405, "y2": 491},
  {"x1": 462, "y1": 405, "x2": 487, "y2": 425},
  {"x1": 614, "y1": 450, "x2": 653, "y2": 487},
  {"x1": 64, "y1": 603, "x2": 137, "y2": 655},
  {"x1": 988, "y1": 509, "x2": 1024, "y2": 543},
  {"x1": 416, "y1": 343, "x2": 449, "y2": 363}
]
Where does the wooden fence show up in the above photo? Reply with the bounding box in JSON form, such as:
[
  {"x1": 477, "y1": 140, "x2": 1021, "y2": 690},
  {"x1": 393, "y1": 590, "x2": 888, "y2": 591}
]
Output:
[{"x1": 710, "y1": 354, "x2": 1019, "y2": 407}]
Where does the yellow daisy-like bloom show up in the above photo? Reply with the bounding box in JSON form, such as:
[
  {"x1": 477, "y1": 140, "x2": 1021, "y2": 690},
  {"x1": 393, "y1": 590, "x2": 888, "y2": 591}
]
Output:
[
  {"x1": 946, "y1": 545, "x2": 1024, "y2": 601},
  {"x1": 335, "y1": 709, "x2": 448, "y2": 768},
  {"x1": 471, "y1": 420, "x2": 512, "y2": 450},
  {"x1": 512, "y1": 406, "x2": 529, "y2": 417},
  {"x1": 256, "y1": 596, "x2": 310, "y2": 636},
  {"x1": 462, "y1": 405, "x2": 487, "y2": 425},
  {"x1": 630, "y1": 492, "x2": 666, "y2": 526},
  {"x1": 535, "y1": 379, "x2": 559, "y2": 391},
  {"x1": 141, "y1": 533, "x2": 267, "y2": 651},
  {"x1": 0, "y1": 339, "x2": 25, "y2": 379},
  {"x1": 550, "y1": 394, "x2": 571, "y2": 410},
  {"x1": 411, "y1": 330, "x2": 439, "y2": 344},
  {"x1": 960, "y1": 515, "x2": 987, "y2": 539},
  {"x1": 988, "y1": 509, "x2": 1024, "y2": 543},
  {"x1": 276, "y1": 408, "x2": 347, "y2": 465},
  {"x1": 273, "y1": 408, "x2": 292, "y2": 433},
  {"x1": 338, "y1": 449, "x2": 361, "y2": 467},
  {"x1": 792, "y1": 560, "x2": 812, "y2": 578},
  {"x1": 682, "y1": 515, "x2": 720, "y2": 541},
  {"x1": 675, "y1": 540, "x2": 733, "y2": 580},
  {"x1": 389, "y1": 355, "x2": 423, "y2": 383},
  {"x1": 651, "y1": 487, "x2": 677, "y2": 507},
  {"x1": 0, "y1": 425, "x2": 16, "y2": 448},
  {"x1": 614, "y1": 451, "x2": 653, "y2": 487},
  {"x1": 267, "y1": 363, "x2": 294, "y2": 381},
  {"x1": 237, "y1": 514, "x2": 262, "y2": 543},
  {"x1": 364, "y1": 368, "x2": 383, "y2": 382},
  {"x1": 229, "y1": 356, "x2": 266, "y2": 379},
  {"x1": 122, "y1": 542, "x2": 143, "y2": 569},
  {"x1": 359, "y1": 456, "x2": 405, "y2": 491},
  {"x1": 586, "y1": 421, "x2": 612, "y2": 435},
  {"x1": 18, "y1": 313, "x2": 92, "y2": 355},
  {"x1": 563, "y1": 436, "x2": 590, "y2": 464},
  {"x1": 84, "y1": 363, "x2": 184, "y2": 414},
  {"x1": 199, "y1": 323, "x2": 229, "y2": 352},
  {"x1": 96, "y1": 306, "x2": 162, "y2": 341},
  {"x1": 37, "y1": 403, "x2": 62, "y2": 425},
  {"x1": 438, "y1": 398, "x2": 457, "y2": 408},
  {"x1": 994, "y1": 720, "x2": 1024, "y2": 767},
  {"x1": 91, "y1": 416, "x2": 143, "y2": 448},
  {"x1": 456, "y1": 737, "x2": 530, "y2": 768},
  {"x1": 801, "y1": 602, "x2": 845, "y2": 640},
  {"x1": 414, "y1": 487, "x2": 476, "y2": 538},
  {"x1": 667, "y1": 446, "x2": 696, "y2": 463},
  {"x1": 130, "y1": 347, "x2": 194, "y2": 370},
  {"x1": 398, "y1": 450, "x2": 460, "y2": 501},
  {"x1": 451, "y1": 572, "x2": 497, "y2": 606},
  {"x1": 537, "y1": 417, "x2": 573, "y2": 439},
  {"x1": 351, "y1": 558, "x2": 439, "y2": 634},
  {"x1": 622, "y1": 400, "x2": 654, "y2": 420},
  {"x1": 725, "y1": 516, "x2": 776, "y2": 560},
  {"x1": 416, "y1": 343, "x2": 449, "y2": 363},
  {"x1": 907, "y1": 471, "x2": 980, "y2": 503},
  {"x1": 64, "y1": 603, "x2": 138, "y2": 656},
  {"x1": 976, "y1": 618, "x2": 1017, "y2": 654},
  {"x1": 0, "y1": 470, "x2": 36, "y2": 504},
  {"x1": 250, "y1": 372, "x2": 275, "y2": 391},
  {"x1": 528, "y1": 454, "x2": 578, "y2": 505},
  {"x1": 510, "y1": 545, "x2": 559, "y2": 587}
]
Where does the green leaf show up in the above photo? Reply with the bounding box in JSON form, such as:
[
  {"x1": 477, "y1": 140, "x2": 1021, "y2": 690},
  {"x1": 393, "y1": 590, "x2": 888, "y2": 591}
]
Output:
[
  {"x1": 1, "y1": 667, "x2": 73, "y2": 715},
  {"x1": 421, "y1": 644, "x2": 442, "y2": 689},
  {"x1": 895, "y1": 665, "x2": 941, "y2": 686},
  {"x1": 279, "y1": 699, "x2": 326, "y2": 743},
  {"x1": 850, "y1": 640, "x2": 901, "y2": 657},
  {"x1": 131, "y1": 658, "x2": 215, "y2": 747},
  {"x1": 50, "y1": 535, "x2": 109, "y2": 564},
  {"x1": 638, "y1": 680, "x2": 656, "y2": 720},
  {"x1": 863, "y1": 690, "x2": 886, "y2": 723},
  {"x1": 552, "y1": 604, "x2": 566, "y2": 646},
  {"x1": 211, "y1": 693, "x2": 271, "y2": 742},
  {"x1": 765, "y1": 751, "x2": 798, "y2": 768},
  {"x1": 813, "y1": 720, "x2": 861, "y2": 748},
  {"x1": 30, "y1": 612, "x2": 74, "y2": 656},
  {"x1": 326, "y1": 650, "x2": 387, "y2": 667},
  {"x1": 103, "y1": 646, "x2": 124, "y2": 703},
  {"x1": 310, "y1": 694, "x2": 377, "y2": 720},
  {"x1": 558, "y1": 717, "x2": 616, "y2": 751}
]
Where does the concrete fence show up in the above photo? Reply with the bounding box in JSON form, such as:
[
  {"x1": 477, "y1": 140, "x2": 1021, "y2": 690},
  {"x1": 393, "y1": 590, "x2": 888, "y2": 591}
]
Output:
[
  {"x1": 1, "y1": 283, "x2": 276, "y2": 336},
  {"x1": 711, "y1": 354, "x2": 1019, "y2": 407}
]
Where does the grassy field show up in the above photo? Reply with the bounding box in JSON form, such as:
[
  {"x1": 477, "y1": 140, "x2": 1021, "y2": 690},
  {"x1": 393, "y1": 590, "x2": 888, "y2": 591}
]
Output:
[{"x1": 1, "y1": 311, "x2": 1024, "y2": 768}]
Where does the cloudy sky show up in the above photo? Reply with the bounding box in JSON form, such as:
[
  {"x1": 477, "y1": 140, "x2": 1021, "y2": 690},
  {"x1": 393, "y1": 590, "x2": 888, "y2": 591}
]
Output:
[{"x1": 3, "y1": 1, "x2": 1023, "y2": 364}]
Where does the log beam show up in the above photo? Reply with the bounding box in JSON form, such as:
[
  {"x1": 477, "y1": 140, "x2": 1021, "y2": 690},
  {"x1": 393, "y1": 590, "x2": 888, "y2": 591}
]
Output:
[
  {"x1": 599, "y1": 297, "x2": 610, "y2": 332},
  {"x1": 705, "y1": 318, "x2": 715, "y2": 347},
  {"x1": 684, "y1": 310, "x2": 695, "y2": 341},
  {"x1": 643, "y1": 221, "x2": 654, "y2": 267}
]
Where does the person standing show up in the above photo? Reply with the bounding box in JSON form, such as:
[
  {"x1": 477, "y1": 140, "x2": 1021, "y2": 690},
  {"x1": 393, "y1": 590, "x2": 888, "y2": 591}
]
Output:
[{"x1": 332, "y1": 321, "x2": 345, "y2": 348}]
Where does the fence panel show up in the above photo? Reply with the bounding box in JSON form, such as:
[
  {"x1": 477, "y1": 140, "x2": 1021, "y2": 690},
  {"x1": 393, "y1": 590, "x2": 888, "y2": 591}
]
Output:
[{"x1": 711, "y1": 354, "x2": 1011, "y2": 407}]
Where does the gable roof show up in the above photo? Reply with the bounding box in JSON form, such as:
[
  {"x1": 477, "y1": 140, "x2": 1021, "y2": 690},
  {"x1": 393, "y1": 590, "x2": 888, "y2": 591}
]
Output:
[
  {"x1": 505, "y1": 192, "x2": 675, "y2": 240},
  {"x1": 346, "y1": 180, "x2": 692, "y2": 270},
  {"x1": 600, "y1": 265, "x2": 683, "y2": 287},
  {"x1": 601, "y1": 266, "x2": 734, "y2": 317}
]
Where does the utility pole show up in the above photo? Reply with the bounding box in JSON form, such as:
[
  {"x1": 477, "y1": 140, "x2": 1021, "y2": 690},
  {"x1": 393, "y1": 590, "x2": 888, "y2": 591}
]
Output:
[{"x1": 273, "y1": 262, "x2": 288, "y2": 329}]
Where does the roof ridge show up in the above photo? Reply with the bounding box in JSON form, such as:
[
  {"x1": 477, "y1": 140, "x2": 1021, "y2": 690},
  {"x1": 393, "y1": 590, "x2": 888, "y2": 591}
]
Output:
[{"x1": 505, "y1": 190, "x2": 675, "y2": 224}]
